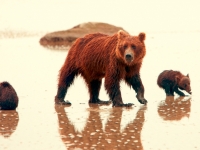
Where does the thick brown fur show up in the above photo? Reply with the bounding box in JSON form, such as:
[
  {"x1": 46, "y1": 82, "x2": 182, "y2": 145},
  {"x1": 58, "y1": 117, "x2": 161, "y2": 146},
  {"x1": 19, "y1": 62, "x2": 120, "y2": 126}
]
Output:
[
  {"x1": 157, "y1": 70, "x2": 191, "y2": 96},
  {"x1": 0, "y1": 81, "x2": 18, "y2": 110},
  {"x1": 55, "y1": 30, "x2": 147, "y2": 107}
]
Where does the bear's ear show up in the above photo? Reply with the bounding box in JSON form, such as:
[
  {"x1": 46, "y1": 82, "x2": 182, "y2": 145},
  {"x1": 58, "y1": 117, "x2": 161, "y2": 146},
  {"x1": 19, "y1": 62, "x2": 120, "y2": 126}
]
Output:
[
  {"x1": 187, "y1": 74, "x2": 189, "y2": 78},
  {"x1": 138, "y1": 32, "x2": 146, "y2": 42},
  {"x1": 118, "y1": 30, "x2": 127, "y2": 40}
]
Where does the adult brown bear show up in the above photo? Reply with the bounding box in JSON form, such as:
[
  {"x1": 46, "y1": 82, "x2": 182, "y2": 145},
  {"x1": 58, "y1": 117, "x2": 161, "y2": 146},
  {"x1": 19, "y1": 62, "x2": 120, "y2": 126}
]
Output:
[{"x1": 55, "y1": 30, "x2": 147, "y2": 107}]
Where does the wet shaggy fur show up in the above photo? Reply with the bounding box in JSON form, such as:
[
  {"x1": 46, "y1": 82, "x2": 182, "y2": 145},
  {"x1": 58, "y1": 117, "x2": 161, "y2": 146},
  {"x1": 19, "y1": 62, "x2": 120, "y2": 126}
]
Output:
[
  {"x1": 157, "y1": 70, "x2": 191, "y2": 96},
  {"x1": 55, "y1": 30, "x2": 147, "y2": 107},
  {"x1": 0, "y1": 81, "x2": 18, "y2": 110}
]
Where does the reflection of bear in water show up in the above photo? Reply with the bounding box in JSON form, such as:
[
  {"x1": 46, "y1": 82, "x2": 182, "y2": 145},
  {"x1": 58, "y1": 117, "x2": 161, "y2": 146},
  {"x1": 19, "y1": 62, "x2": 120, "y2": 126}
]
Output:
[
  {"x1": 157, "y1": 70, "x2": 192, "y2": 96},
  {"x1": 55, "y1": 30, "x2": 147, "y2": 107},
  {"x1": 0, "y1": 110, "x2": 19, "y2": 138},
  {"x1": 158, "y1": 96, "x2": 191, "y2": 121},
  {"x1": 55, "y1": 104, "x2": 147, "y2": 149},
  {"x1": 0, "y1": 82, "x2": 19, "y2": 110}
]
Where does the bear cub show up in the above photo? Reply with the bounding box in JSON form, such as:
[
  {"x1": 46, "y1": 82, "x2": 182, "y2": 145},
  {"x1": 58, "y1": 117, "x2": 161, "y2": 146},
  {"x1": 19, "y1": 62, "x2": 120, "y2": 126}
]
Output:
[
  {"x1": 55, "y1": 30, "x2": 147, "y2": 107},
  {"x1": 0, "y1": 81, "x2": 19, "y2": 110},
  {"x1": 157, "y1": 70, "x2": 191, "y2": 96}
]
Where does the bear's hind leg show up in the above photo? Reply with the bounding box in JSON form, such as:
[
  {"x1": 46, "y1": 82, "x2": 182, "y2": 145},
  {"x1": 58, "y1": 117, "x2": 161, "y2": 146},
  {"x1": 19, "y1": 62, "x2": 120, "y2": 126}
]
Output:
[
  {"x1": 164, "y1": 84, "x2": 174, "y2": 96},
  {"x1": 88, "y1": 79, "x2": 110, "y2": 104},
  {"x1": 55, "y1": 70, "x2": 77, "y2": 105}
]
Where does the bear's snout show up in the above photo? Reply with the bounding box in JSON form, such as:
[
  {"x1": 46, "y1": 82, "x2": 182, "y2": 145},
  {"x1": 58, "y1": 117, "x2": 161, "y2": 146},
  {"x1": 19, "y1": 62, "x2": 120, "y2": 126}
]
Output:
[
  {"x1": 187, "y1": 88, "x2": 192, "y2": 94},
  {"x1": 126, "y1": 54, "x2": 132, "y2": 59},
  {"x1": 125, "y1": 50, "x2": 134, "y2": 63},
  {"x1": 125, "y1": 53, "x2": 133, "y2": 62}
]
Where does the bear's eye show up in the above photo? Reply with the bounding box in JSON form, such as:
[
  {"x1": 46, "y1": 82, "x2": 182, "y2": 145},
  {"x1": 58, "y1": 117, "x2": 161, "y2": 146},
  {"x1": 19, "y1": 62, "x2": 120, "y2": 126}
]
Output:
[
  {"x1": 184, "y1": 84, "x2": 187, "y2": 88},
  {"x1": 131, "y1": 45, "x2": 136, "y2": 49},
  {"x1": 123, "y1": 45, "x2": 128, "y2": 50}
]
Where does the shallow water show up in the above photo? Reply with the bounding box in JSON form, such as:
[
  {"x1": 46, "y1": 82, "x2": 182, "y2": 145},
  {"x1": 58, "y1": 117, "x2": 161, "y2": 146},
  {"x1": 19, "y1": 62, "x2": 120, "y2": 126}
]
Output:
[{"x1": 0, "y1": 32, "x2": 200, "y2": 150}]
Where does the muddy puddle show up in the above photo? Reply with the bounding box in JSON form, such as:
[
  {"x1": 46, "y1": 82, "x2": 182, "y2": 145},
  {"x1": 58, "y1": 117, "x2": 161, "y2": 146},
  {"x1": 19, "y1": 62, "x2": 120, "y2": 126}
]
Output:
[{"x1": 0, "y1": 32, "x2": 200, "y2": 150}]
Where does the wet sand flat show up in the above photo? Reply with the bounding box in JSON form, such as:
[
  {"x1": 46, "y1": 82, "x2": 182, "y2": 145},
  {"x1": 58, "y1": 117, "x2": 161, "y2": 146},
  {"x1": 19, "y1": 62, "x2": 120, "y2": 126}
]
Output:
[{"x1": 0, "y1": 32, "x2": 200, "y2": 150}]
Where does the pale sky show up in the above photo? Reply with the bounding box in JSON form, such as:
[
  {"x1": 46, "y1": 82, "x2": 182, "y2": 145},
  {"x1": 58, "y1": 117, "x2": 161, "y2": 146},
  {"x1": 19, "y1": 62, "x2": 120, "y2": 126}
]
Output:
[{"x1": 0, "y1": 0, "x2": 200, "y2": 33}]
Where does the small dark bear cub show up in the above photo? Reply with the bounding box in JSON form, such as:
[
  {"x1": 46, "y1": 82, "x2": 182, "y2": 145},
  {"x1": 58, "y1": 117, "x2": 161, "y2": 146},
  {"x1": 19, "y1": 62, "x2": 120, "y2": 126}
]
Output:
[
  {"x1": 0, "y1": 81, "x2": 19, "y2": 110},
  {"x1": 157, "y1": 70, "x2": 191, "y2": 96}
]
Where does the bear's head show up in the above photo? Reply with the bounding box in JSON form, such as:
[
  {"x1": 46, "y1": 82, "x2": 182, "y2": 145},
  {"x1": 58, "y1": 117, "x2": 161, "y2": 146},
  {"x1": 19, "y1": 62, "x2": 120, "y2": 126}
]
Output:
[
  {"x1": 177, "y1": 74, "x2": 192, "y2": 94},
  {"x1": 116, "y1": 30, "x2": 146, "y2": 65}
]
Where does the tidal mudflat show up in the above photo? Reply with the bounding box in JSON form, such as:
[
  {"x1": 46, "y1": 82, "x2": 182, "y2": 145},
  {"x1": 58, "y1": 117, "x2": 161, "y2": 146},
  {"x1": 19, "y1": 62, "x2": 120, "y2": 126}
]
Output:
[{"x1": 0, "y1": 32, "x2": 200, "y2": 149}]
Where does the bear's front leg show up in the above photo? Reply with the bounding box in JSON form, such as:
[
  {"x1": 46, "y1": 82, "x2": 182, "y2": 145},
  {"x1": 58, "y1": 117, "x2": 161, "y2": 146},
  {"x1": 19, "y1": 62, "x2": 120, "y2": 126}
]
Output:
[
  {"x1": 87, "y1": 79, "x2": 111, "y2": 105},
  {"x1": 105, "y1": 73, "x2": 133, "y2": 107},
  {"x1": 174, "y1": 88, "x2": 185, "y2": 96},
  {"x1": 127, "y1": 74, "x2": 147, "y2": 104}
]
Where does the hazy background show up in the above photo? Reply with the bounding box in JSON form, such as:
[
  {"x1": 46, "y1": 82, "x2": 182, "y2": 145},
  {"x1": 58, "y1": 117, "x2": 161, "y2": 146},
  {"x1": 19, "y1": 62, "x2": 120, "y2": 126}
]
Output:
[{"x1": 1, "y1": 0, "x2": 200, "y2": 34}]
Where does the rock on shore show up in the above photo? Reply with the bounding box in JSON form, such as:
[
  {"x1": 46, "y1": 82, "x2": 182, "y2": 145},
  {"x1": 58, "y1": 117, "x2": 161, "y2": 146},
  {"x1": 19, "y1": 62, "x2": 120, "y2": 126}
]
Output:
[{"x1": 39, "y1": 22, "x2": 126, "y2": 48}]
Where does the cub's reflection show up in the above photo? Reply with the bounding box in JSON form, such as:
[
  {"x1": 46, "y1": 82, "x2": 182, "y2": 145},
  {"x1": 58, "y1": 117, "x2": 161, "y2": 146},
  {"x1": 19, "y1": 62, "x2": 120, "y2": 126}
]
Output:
[
  {"x1": 0, "y1": 110, "x2": 19, "y2": 138},
  {"x1": 158, "y1": 96, "x2": 191, "y2": 121},
  {"x1": 55, "y1": 104, "x2": 147, "y2": 149}
]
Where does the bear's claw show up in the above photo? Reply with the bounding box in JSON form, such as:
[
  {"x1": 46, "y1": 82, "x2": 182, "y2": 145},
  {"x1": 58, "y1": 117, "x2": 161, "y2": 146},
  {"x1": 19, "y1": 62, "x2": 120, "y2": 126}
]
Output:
[
  {"x1": 98, "y1": 100, "x2": 111, "y2": 105},
  {"x1": 89, "y1": 99, "x2": 111, "y2": 105},
  {"x1": 138, "y1": 99, "x2": 147, "y2": 105},
  {"x1": 55, "y1": 97, "x2": 71, "y2": 105},
  {"x1": 113, "y1": 103, "x2": 134, "y2": 107},
  {"x1": 56, "y1": 101, "x2": 72, "y2": 105}
]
